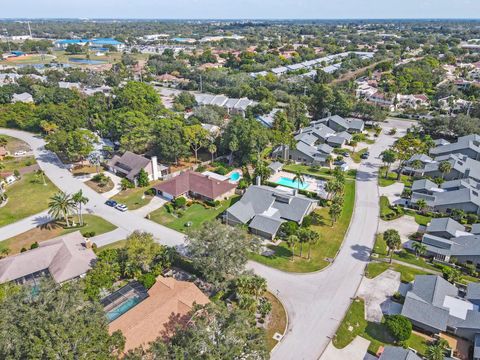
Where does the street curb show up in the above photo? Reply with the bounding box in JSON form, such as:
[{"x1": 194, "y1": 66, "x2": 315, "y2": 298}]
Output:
[{"x1": 269, "y1": 290, "x2": 289, "y2": 354}]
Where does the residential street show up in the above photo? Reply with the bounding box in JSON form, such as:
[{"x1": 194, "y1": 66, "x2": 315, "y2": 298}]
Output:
[
  {"x1": 0, "y1": 119, "x2": 413, "y2": 359},
  {"x1": 0, "y1": 128, "x2": 185, "y2": 248},
  {"x1": 248, "y1": 118, "x2": 413, "y2": 360}
]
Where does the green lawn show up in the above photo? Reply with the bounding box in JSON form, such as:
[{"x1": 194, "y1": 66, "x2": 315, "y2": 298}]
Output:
[
  {"x1": 0, "y1": 156, "x2": 36, "y2": 172},
  {"x1": 373, "y1": 233, "x2": 388, "y2": 256},
  {"x1": 379, "y1": 196, "x2": 400, "y2": 220},
  {"x1": 378, "y1": 169, "x2": 412, "y2": 188},
  {"x1": 283, "y1": 164, "x2": 357, "y2": 180},
  {"x1": 0, "y1": 172, "x2": 58, "y2": 227},
  {"x1": 111, "y1": 185, "x2": 156, "y2": 210},
  {"x1": 404, "y1": 210, "x2": 432, "y2": 226},
  {"x1": 392, "y1": 251, "x2": 439, "y2": 272},
  {"x1": 350, "y1": 148, "x2": 368, "y2": 164},
  {"x1": 1, "y1": 214, "x2": 116, "y2": 254},
  {"x1": 249, "y1": 180, "x2": 356, "y2": 272},
  {"x1": 149, "y1": 196, "x2": 240, "y2": 232},
  {"x1": 98, "y1": 239, "x2": 128, "y2": 251},
  {"x1": 334, "y1": 298, "x2": 429, "y2": 355},
  {"x1": 264, "y1": 292, "x2": 287, "y2": 351},
  {"x1": 365, "y1": 261, "x2": 430, "y2": 283}
]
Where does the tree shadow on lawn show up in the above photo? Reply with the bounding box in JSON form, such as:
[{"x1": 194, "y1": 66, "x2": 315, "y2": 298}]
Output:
[
  {"x1": 365, "y1": 321, "x2": 394, "y2": 345},
  {"x1": 267, "y1": 244, "x2": 293, "y2": 260}
]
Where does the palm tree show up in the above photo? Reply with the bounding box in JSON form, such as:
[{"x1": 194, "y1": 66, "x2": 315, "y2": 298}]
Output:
[
  {"x1": 35, "y1": 169, "x2": 47, "y2": 186},
  {"x1": 410, "y1": 159, "x2": 423, "y2": 176},
  {"x1": 384, "y1": 229, "x2": 401, "y2": 263},
  {"x1": 72, "y1": 190, "x2": 89, "y2": 226},
  {"x1": 253, "y1": 158, "x2": 272, "y2": 184},
  {"x1": 381, "y1": 150, "x2": 397, "y2": 179},
  {"x1": 208, "y1": 143, "x2": 217, "y2": 163},
  {"x1": 350, "y1": 140, "x2": 358, "y2": 153},
  {"x1": 329, "y1": 202, "x2": 342, "y2": 226},
  {"x1": 306, "y1": 231, "x2": 320, "y2": 260},
  {"x1": 48, "y1": 192, "x2": 75, "y2": 227},
  {"x1": 416, "y1": 199, "x2": 428, "y2": 214},
  {"x1": 412, "y1": 241, "x2": 427, "y2": 259},
  {"x1": 286, "y1": 234, "x2": 299, "y2": 261},
  {"x1": 425, "y1": 343, "x2": 446, "y2": 360},
  {"x1": 438, "y1": 160, "x2": 452, "y2": 180},
  {"x1": 293, "y1": 171, "x2": 305, "y2": 192}
]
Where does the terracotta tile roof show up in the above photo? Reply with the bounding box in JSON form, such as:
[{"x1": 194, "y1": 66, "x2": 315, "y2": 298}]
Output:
[
  {"x1": 109, "y1": 276, "x2": 209, "y2": 352},
  {"x1": 153, "y1": 171, "x2": 236, "y2": 199}
]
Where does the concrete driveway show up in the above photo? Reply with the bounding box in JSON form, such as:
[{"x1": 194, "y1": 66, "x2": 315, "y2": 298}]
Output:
[
  {"x1": 357, "y1": 269, "x2": 401, "y2": 322},
  {"x1": 379, "y1": 215, "x2": 421, "y2": 244},
  {"x1": 321, "y1": 336, "x2": 371, "y2": 360},
  {"x1": 379, "y1": 182, "x2": 405, "y2": 205}
]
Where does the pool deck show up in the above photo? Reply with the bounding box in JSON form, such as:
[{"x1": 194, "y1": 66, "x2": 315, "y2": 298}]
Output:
[{"x1": 269, "y1": 171, "x2": 327, "y2": 198}]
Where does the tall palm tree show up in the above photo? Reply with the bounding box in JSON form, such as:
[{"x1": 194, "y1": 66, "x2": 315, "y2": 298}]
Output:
[
  {"x1": 384, "y1": 229, "x2": 401, "y2": 264},
  {"x1": 48, "y1": 192, "x2": 76, "y2": 227},
  {"x1": 416, "y1": 199, "x2": 428, "y2": 214},
  {"x1": 306, "y1": 230, "x2": 320, "y2": 260},
  {"x1": 286, "y1": 234, "x2": 299, "y2": 261},
  {"x1": 325, "y1": 155, "x2": 333, "y2": 170},
  {"x1": 425, "y1": 343, "x2": 446, "y2": 360},
  {"x1": 412, "y1": 241, "x2": 427, "y2": 259},
  {"x1": 72, "y1": 190, "x2": 89, "y2": 226},
  {"x1": 293, "y1": 171, "x2": 305, "y2": 192},
  {"x1": 208, "y1": 143, "x2": 217, "y2": 163}
]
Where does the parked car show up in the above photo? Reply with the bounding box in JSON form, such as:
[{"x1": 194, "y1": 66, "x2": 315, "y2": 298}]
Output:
[
  {"x1": 14, "y1": 151, "x2": 26, "y2": 156},
  {"x1": 334, "y1": 160, "x2": 346, "y2": 166},
  {"x1": 342, "y1": 151, "x2": 350, "y2": 157},
  {"x1": 115, "y1": 203, "x2": 128, "y2": 212},
  {"x1": 361, "y1": 152, "x2": 370, "y2": 159},
  {"x1": 105, "y1": 200, "x2": 117, "y2": 207}
]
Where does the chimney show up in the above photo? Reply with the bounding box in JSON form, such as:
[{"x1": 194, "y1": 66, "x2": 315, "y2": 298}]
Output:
[
  {"x1": 151, "y1": 156, "x2": 159, "y2": 180},
  {"x1": 256, "y1": 176, "x2": 261, "y2": 186}
]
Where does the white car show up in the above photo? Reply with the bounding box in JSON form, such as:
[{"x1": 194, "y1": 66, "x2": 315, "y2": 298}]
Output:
[
  {"x1": 14, "y1": 151, "x2": 26, "y2": 156},
  {"x1": 115, "y1": 203, "x2": 128, "y2": 212}
]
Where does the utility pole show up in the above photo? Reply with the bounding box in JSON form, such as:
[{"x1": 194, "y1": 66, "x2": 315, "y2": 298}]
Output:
[
  {"x1": 199, "y1": 74, "x2": 203, "y2": 92},
  {"x1": 27, "y1": 21, "x2": 32, "y2": 38}
]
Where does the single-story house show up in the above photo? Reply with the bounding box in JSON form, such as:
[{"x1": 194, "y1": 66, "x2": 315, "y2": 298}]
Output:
[
  {"x1": 225, "y1": 185, "x2": 317, "y2": 239},
  {"x1": 0, "y1": 231, "x2": 96, "y2": 285},
  {"x1": 152, "y1": 171, "x2": 236, "y2": 202},
  {"x1": 107, "y1": 151, "x2": 168, "y2": 185},
  {"x1": 268, "y1": 161, "x2": 283, "y2": 174},
  {"x1": 422, "y1": 232, "x2": 480, "y2": 266},
  {"x1": 425, "y1": 217, "x2": 467, "y2": 239},
  {"x1": 402, "y1": 275, "x2": 480, "y2": 344},
  {"x1": 109, "y1": 276, "x2": 209, "y2": 352},
  {"x1": 421, "y1": 153, "x2": 480, "y2": 182},
  {"x1": 0, "y1": 171, "x2": 16, "y2": 185}
]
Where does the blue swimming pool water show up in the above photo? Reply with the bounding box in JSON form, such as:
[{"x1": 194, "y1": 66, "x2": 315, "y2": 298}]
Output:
[
  {"x1": 69, "y1": 58, "x2": 107, "y2": 65},
  {"x1": 275, "y1": 177, "x2": 308, "y2": 190},
  {"x1": 106, "y1": 296, "x2": 142, "y2": 322},
  {"x1": 230, "y1": 171, "x2": 241, "y2": 181}
]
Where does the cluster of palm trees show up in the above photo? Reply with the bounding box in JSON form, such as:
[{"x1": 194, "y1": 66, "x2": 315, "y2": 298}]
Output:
[
  {"x1": 286, "y1": 227, "x2": 320, "y2": 262},
  {"x1": 235, "y1": 274, "x2": 268, "y2": 313},
  {"x1": 48, "y1": 190, "x2": 89, "y2": 227}
]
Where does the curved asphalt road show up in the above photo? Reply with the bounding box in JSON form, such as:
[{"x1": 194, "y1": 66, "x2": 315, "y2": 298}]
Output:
[
  {"x1": 0, "y1": 128, "x2": 185, "y2": 248},
  {"x1": 248, "y1": 119, "x2": 412, "y2": 360},
  {"x1": 1, "y1": 120, "x2": 412, "y2": 359}
]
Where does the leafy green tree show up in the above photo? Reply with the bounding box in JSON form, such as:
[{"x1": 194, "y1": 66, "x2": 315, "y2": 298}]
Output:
[
  {"x1": 384, "y1": 229, "x2": 401, "y2": 263},
  {"x1": 235, "y1": 274, "x2": 267, "y2": 312},
  {"x1": 84, "y1": 249, "x2": 122, "y2": 300},
  {"x1": 116, "y1": 111, "x2": 154, "y2": 154},
  {"x1": 136, "y1": 168, "x2": 150, "y2": 187},
  {"x1": 0, "y1": 280, "x2": 125, "y2": 359},
  {"x1": 392, "y1": 133, "x2": 428, "y2": 180},
  {"x1": 416, "y1": 199, "x2": 428, "y2": 214},
  {"x1": 114, "y1": 81, "x2": 163, "y2": 113},
  {"x1": 442, "y1": 266, "x2": 462, "y2": 284},
  {"x1": 137, "y1": 303, "x2": 268, "y2": 359},
  {"x1": 174, "y1": 91, "x2": 197, "y2": 111},
  {"x1": 154, "y1": 117, "x2": 189, "y2": 165},
  {"x1": 48, "y1": 191, "x2": 76, "y2": 227},
  {"x1": 186, "y1": 221, "x2": 257, "y2": 289},
  {"x1": 45, "y1": 128, "x2": 96, "y2": 163},
  {"x1": 72, "y1": 189, "x2": 89, "y2": 226},
  {"x1": 252, "y1": 157, "x2": 272, "y2": 184},
  {"x1": 385, "y1": 315, "x2": 412, "y2": 342},
  {"x1": 184, "y1": 124, "x2": 209, "y2": 162},
  {"x1": 121, "y1": 231, "x2": 168, "y2": 279}
]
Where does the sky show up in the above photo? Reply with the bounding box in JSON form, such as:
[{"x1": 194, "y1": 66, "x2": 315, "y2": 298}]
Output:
[{"x1": 2, "y1": 0, "x2": 480, "y2": 20}]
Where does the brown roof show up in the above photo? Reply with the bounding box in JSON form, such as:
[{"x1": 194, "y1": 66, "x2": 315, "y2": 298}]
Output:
[
  {"x1": 107, "y1": 151, "x2": 151, "y2": 181},
  {"x1": 0, "y1": 231, "x2": 96, "y2": 284},
  {"x1": 153, "y1": 171, "x2": 236, "y2": 199},
  {"x1": 109, "y1": 276, "x2": 209, "y2": 352},
  {"x1": 0, "y1": 147, "x2": 7, "y2": 156}
]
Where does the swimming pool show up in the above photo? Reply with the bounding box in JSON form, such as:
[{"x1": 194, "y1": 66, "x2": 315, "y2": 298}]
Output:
[
  {"x1": 275, "y1": 177, "x2": 309, "y2": 190},
  {"x1": 229, "y1": 171, "x2": 241, "y2": 182},
  {"x1": 106, "y1": 296, "x2": 142, "y2": 322},
  {"x1": 69, "y1": 58, "x2": 107, "y2": 65}
]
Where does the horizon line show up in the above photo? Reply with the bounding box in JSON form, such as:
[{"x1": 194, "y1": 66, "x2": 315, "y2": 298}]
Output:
[{"x1": 1, "y1": 17, "x2": 480, "y2": 21}]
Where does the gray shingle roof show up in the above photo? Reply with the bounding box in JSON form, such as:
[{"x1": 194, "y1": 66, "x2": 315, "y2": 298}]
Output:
[
  {"x1": 249, "y1": 215, "x2": 285, "y2": 236},
  {"x1": 379, "y1": 346, "x2": 422, "y2": 360},
  {"x1": 426, "y1": 218, "x2": 465, "y2": 238},
  {"x1": 475, "y1": 334, "x2": 480, "y2": 359},
  {"x1": 466, "y1": 282, "x2": 480, "y2": 301},
  {"x1": 108, "y1": 151, "x2": 151, "y2": 181},
  {"x1": 411, "y1": 179, "x2": 438, "y2": 193},
  {"x1": 471, "y1": 223, "x2": 480, "y2": 235}
]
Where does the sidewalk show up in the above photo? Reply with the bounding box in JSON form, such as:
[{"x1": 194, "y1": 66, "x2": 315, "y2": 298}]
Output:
[
  {"x1": 0, "y1": 210, "x2": 52, "y2": 242},
  {"x1": 131, "y1": 196, "x2": 167, "y2": 218}
]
